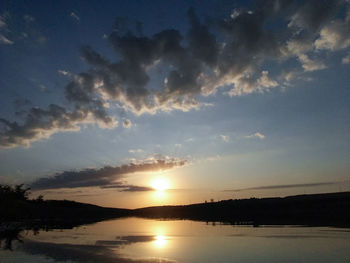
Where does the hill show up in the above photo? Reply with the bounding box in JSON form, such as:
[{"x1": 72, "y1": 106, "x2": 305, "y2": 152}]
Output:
[{"x1": 134, "y1": 191, "x2": 350, "y2": 226}]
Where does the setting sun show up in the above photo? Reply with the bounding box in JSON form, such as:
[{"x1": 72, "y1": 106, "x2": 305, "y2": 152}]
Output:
[{"x1": 151, "y1": 178, "x2": 170, "y2": 191}]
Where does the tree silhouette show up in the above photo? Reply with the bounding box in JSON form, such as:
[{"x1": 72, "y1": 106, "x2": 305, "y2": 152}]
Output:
[{"x1": 0, "y1": 184, "x2": 31, "y2": 201}]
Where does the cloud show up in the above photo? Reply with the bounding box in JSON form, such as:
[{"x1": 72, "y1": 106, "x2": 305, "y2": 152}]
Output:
[
  {"x1": 101, "y1": 184, "x2": 153, "y2": 192},
  {"x1": 227, "y1": 71, "x2": 279, "y2": 96},
  {"x1": 0, "y1": 15, "x2": 13, "y2": 44},
  {"x1": 21, "y1": 13, "x2": 47, "y2": 45},
  {"x1": 122, "y1": 119, "x2": 132, "y2": 128},
  {"x1": 203, "y1": 155, "x2": 221, "y2": 162},
  {"x1": 70, "y1": 12, "x2": 80, "y2": 23},
  {"x1": 0, "y1": 104, "x2": 117, "y2": 148},
  {"x1": 58, "y1": 69, "x2": 70, "y2": 76},
  {"x1": 285, "y1": 38, "x2": 327, "y2": 72},
  {"x1": 0, "y1": 15, "x2": 6, "y2": 28},
  {"x1": 67, "y1": 5, "x2": 295, "y2": 115},
  {"x1": 286, "y1": 38, "x2": 314, "y2": 56},
  {"x1": 246, "y1": 132, "x2": 265, "y2": 139},
  {"x1": 297, "y1": 54, "x2": 326, "y2": 72},
  {"x1": 129, "y1": 149, "x2": 143, "y2": 154},
  {"x1": 1, "y1": 1, "x2": 349, "y2": 147},
  {"x1": 284, "y1": 0, "x2": 345, "y2": 73},
  {"x1": 75, "y1": 25, "x2": 209, "y2": 115},
  {"x1": 224, "y1": 181, "x2": 340, "y2": 192},
  {"x1": 30, "y1": 158, "x2": 186, "y2": 190},
  {"x1": 1, "y1": 12, "x2": 48, "y2": 46},
  {"x1": 220, "y1": 135, "x2": 229, "y2": 143},
  {"x1": 280, "y1": 68, "x2": 300, "y2": 85},
  {"x1": 342, "y1": 53, "x2": 350, "y2": 64},
  {"x1": 288, "y1": 0, "x2": 340, "y2": 33},
  {"x1": 315, "y1": 6, "x2": 350, "y2": 51},
  {"x1": 257, "y1": 71, "x2": 278, "y2": 88},
  {"x1": 39, "y1": 84, "x2": 47, "y2": 92},
  {"x1": 0, "y1": 34, "x2": 13, "y2": 44},
  {"x1": 23, "y1": 14, "x2": 35, "y2": 23}
]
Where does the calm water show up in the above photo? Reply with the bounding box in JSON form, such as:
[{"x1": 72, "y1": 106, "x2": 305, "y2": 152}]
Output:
[{"x1": 1, "y1": 218, "x2": 350, "y2": 263}]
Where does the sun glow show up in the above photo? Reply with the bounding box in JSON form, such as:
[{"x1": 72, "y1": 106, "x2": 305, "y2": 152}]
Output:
[
  {"x1": 153, "y1": 235, "x2": 167, "y2": 248},
  {"x1": 151, "y1": 178, "x2": 170, "y2": 192}
]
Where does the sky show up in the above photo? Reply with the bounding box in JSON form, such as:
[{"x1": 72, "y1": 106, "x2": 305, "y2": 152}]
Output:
[{"x1": 0, "y1": 0, "x2": 349, "y2": 208}]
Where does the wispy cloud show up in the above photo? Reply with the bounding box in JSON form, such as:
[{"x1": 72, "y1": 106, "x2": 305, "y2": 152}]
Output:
[
  {"x1": 0, "y1": 15, "x2": 6, "y2": 28},
  {"x1": 23, "y1": 14, "x2": 35, "y2": 23},
  {"x1": 101, "y1": 184, "x2": 153, "y2": 192},
  {"x1": 70, "y1": 12, "x2": 80, "y2": 23},
  {"x1": 246, "y1": 132, "x2": 265, "y2": 140},
  {"x1": 342, "y1": 53, "x2": 350, "y2": 64},
  {"x1": 129, "y1": 149, "x2": 144, "y2": 154},
  {"x1": 224, "y1": 181, "x2": 341, "y2": 192},
  {"x1": 0, "y1": 15, "x2": 13, "y2": 45},
  {"x1": 220, "y1": 135, "x2": 230, "y2": 143},
  {"x1": 297, "y1": 54, "x2": 326, "y2": 72},
  {"x1": 0, "y1": 34, "x2": 13, "y2": 44}
]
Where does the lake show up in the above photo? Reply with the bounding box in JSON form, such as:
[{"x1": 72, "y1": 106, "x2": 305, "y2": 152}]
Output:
[{"x1": 1, "y1": 218, "x2": 350, "y2": 263}]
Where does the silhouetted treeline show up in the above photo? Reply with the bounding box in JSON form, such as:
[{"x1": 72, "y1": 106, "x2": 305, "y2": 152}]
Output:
[
  {"x1": 1, "y1": 184, "x2": 350, "y2": 227},
  {"x1": 134, "y1": 192, "x2": 350, "y2": 226},
  {"x1": 0, "y1": 184, "x2": 31, "y2": 201},
  {"x1": 0, "y1": 184, "x2": 130, "y2": 223}
]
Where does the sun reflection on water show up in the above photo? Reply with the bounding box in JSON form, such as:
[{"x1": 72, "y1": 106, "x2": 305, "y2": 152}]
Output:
[
  {"x1": 153, "y1": 235, "x2": 167, "y2": 248},
  {"x1": 152, "y1": 225, "x2": 169, "y2": 249}
]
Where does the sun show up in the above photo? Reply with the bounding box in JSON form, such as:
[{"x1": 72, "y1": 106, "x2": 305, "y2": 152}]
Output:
[{"x1": 151, "y1": 178, "x2": 170, "y2": 191}]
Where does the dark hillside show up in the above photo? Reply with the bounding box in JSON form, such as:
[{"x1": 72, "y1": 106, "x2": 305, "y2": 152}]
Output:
[{"x1": 134, "y1": 192, "x2": 350, "y2": 226}]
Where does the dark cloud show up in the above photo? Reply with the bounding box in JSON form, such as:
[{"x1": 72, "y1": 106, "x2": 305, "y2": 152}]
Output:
[
  {"x1": 224, "y1": 181, "x2": 340, "y2": 192},
  {"x1": 0, "y1": 104, "x2": 117, "y2": 148},
  {"x1": 31, "y1": 159, "x2": 186, "y2": 190},
  {"x1": 1, "y1": 1, "x2": 349, "y2": 147},
  {"x1": 122, "y1": 119, "x2": 132, "y2": 128},
  {"x1": 101, "y1": 184, "x2": 153, "y2": 192},
  {"x1": 64, "y1": 3, "x2": 286, "y2": 114},
  {"x1": 187, "y1": 7, "x2": 219, "y2": 67},
  {"x1": 288, "y1": 0, "x2": 340, "y2": 32}
]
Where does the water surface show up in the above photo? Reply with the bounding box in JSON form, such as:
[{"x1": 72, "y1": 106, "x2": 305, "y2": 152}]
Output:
[{"x1": 1, "y1": 218, "x2": 350, "y2": 263}]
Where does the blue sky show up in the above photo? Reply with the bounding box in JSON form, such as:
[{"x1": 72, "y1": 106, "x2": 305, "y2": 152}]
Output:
[{"x1": 0, "y1": 0, "x2": 349, "y2": 207}]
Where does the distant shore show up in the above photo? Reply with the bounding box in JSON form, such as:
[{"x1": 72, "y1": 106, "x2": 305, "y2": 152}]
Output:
[
  {"x1": 1, "y1": 191, "x2": 350, "y2": 231},
  {"x1": 134, "y1": 191, "x2": 350, "y2": 227}
]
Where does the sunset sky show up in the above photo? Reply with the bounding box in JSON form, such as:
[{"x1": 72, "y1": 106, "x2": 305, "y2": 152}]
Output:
[{"x1": 0, "y1": 0, "x2": 349, "y2": 208}]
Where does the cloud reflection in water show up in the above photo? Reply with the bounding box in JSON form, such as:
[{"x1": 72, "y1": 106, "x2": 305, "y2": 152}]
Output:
[{"x1": 4, "y1": 233, "x2": 175, "y2": 263}]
